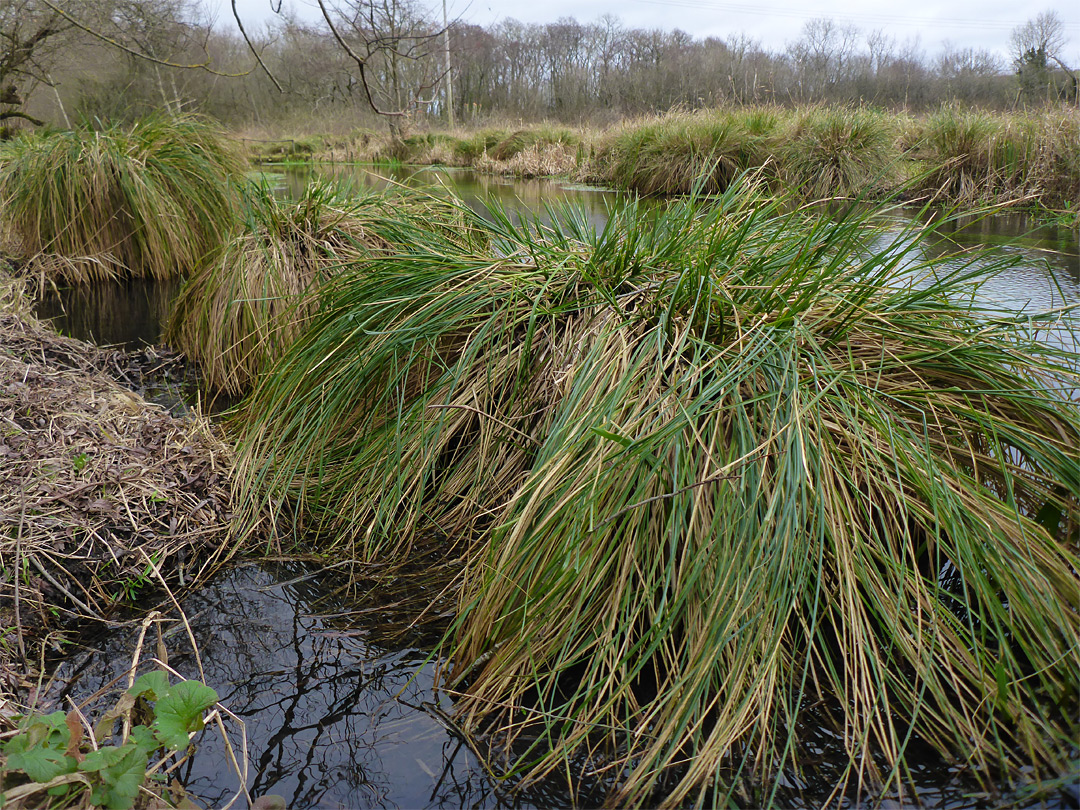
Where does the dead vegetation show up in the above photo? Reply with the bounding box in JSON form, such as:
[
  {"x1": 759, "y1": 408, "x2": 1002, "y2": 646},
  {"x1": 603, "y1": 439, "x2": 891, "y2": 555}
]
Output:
[{"x1": 0, "y1": 272, "x2": 239, "y2": 695}]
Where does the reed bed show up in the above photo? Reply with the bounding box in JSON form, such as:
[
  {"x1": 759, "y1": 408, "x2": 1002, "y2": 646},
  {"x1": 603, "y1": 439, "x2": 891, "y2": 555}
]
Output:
[
  {"x1": 0, "y1": 271, "x2": 237, "y2": 685},
  {"x1": 904, "y1": 105, "x2": 1080, "y2": 207},
  {"x1": 450, "y1": 129, "x2": 510, "y2": 163},
  {"x1": 166, "y1": 178, "x2": 479, "y2": 395},
  {"x1": 232, "y1": 182, "x2": 1080, "y2": 806},
  {"x1": 317, "y1": 104, "x2": 1079, "y2": 210},
  {"x1": 381, "y1": 126, "x2": 583, "y2": 170},
  {"x1": 0, "y1": 116, "x2": 244, "y2": 284}
]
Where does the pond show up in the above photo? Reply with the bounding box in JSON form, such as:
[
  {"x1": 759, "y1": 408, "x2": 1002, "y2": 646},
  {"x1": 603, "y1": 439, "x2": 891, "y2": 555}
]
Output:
[
  {"x1": 34, "y1": 167, "x2": 1080, "y2": 809},
  {"x1": 36, "y1": 166, "x2": 1080, "y2": 350}
]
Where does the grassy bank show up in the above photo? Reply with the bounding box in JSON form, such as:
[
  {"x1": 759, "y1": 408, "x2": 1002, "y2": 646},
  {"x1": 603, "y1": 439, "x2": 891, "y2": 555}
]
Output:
[
  {"x1": 230, "y1": 183, "x2": 1080, "y2": 805},
  {"x1": 278, "y1": 104, "x2": 1080, "y2": 212}
]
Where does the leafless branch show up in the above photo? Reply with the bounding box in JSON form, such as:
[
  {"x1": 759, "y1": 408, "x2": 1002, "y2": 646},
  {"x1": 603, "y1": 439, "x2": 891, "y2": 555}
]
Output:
[
  {"x1": 0, "y1": 108, "x2": 45, "y2": 125},
  {"x1": 316, "y1": 0, "x2": 402, "y2": 116},
  {"x1": 39, "y1": 0, "x2": 255, "y2": 78},
  {"x1": 230, "y1": 0, "x2": 282, "y2": 91}
]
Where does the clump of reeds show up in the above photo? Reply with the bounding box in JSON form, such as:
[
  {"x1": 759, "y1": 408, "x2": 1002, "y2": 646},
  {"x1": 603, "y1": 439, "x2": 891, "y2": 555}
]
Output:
[
  {"x1": 594, "y1": 109, "x2": 769, "y2": 195},
  {"x1": 0, "y1": 116, "x2": 245, "y2": 283},
  {"x1": 1006, "y1": 107, "x2": 1080, "y2": 209},
  {"x1": 450, "y1": 129, "x2": 509, "y2": 164},
  {"x1": 232, "y1": 181, "x2": 1080, "y2": 806},
  {"x1": 166, "y1": 177, "x2": 478, "y2": 395},
  {"x1": 907, "y1": 105, "x2": 1045, "y2": 204},
  {"x1": 909, "y1": 105, "x2": 1080, "y2": 208},
  {"x1": 474, "y1": 141, "x2": 580, "y2": 178},
  {"x1": 779, "y1": 105, "x2": 897, "y2": 197}
]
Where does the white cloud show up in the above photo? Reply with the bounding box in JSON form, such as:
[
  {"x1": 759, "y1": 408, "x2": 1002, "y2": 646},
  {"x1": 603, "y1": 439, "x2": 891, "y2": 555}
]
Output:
[{"x1": 214, "y1": 0, "x2": 1080, "y2": 61}]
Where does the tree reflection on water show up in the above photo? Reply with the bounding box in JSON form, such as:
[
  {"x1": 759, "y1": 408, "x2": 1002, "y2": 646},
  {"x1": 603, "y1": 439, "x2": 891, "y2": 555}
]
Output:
[{"x1": 49, "y1": 562, "x2": 520, "y2": 809}]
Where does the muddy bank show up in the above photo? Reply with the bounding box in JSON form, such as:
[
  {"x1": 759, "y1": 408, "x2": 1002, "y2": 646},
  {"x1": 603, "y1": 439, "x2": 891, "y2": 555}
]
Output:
[{"x1": 0, "y1": 272, "x2": 239, "y2": 696}]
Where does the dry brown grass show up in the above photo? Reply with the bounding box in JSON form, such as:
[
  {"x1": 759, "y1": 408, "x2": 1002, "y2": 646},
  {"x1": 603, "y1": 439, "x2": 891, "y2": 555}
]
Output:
[
  {"x1": 474, "y1": 141, "x2": 581, "y2": 178},
  {"x1": 0, "y1": 272, "x2": 239, "y2": 689}
]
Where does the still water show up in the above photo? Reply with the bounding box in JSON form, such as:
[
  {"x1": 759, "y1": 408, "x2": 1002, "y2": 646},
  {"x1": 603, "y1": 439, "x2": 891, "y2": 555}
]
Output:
[
  {"x1": 36, "y1": 166, "x2": 1080, "y2": 350},
  {"x1": 35, "y1": 167, "x2": 1080, "y2": 809}
]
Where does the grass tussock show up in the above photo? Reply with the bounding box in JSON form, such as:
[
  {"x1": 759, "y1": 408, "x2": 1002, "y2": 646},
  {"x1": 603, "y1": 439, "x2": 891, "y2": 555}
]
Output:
[
  {"x1": 378, "y1": 126, "x2": 582, "y2": 171},
  {"x1": 592, "y1": 109, "x2": 768, "y2": 195},
  {"x1": 489, "y1": 126, "x2": 581, "y2": 161},
  {"x1": 908, "y1": 105, "x2": 1080, "y2": 207},
  {"x1": 231, "y1": 181, "x2": 1080, "y2": 805},
  {"x1": 779, "y1": 105, "x2": 898, "y2": 197},
  {"x1": 166, "y1": 178, "x2": 478, "y2": 395},
  {"x1": 0, "y1": 116, "x2": 245, "y2": 283},
  {"x1": 475, "y1": 140, "x2": 581, "y2": 178}
]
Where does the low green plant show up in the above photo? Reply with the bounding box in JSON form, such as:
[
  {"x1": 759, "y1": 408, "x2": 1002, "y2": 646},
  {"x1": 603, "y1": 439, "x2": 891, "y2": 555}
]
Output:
[
  {"x1": 909, "y1": 105, "x2": 1006, "y2": 202},
  {"x1": 0, "y1": 672, "x2": 218, "y2": 809},
  {"x1": 233, "y1": 180, "x2": 1080, "y2": 806}
]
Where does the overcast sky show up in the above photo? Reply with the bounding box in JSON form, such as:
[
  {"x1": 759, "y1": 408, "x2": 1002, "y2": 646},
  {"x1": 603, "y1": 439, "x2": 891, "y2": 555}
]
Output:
[{"x1": 218, "y1": 0, "x2": 1080, "y2": 62}]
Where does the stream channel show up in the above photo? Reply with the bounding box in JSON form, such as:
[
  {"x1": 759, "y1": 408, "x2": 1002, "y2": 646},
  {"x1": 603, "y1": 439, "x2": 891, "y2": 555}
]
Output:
[{"x1": 34, "y1": 166, "x2": 1080, "y2": 809}]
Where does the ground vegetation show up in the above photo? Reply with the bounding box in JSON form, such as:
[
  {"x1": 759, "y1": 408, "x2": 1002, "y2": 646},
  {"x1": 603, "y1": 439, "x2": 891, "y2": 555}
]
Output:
[{"x1": 230, "y1": 181, "x2": 1080, "y2": 806}]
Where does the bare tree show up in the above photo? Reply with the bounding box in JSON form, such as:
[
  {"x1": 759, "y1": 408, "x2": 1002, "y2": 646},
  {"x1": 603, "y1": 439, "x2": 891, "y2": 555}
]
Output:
[
  {"x1": 787, "y1": 17, "x2": 860, "y2": 101},
  {"x1": 314, "y1": 0, "x2": 445, "y2": 134},
  {"x1": 100, "y1": 0, "x2": 214, "y2": 113},
  {"x1": 1011, "y1": 10, "x2": 1076, "y2": 103},
  {"x1": 0, "y1": 0, "x2": 72, "y2": 129}
]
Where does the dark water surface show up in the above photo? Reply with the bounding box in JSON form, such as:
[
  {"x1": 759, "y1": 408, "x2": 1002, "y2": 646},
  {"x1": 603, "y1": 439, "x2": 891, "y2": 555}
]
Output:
[
  {"x1": 34, "y1": 167, "x2": 1080, "y2": 808},
  {"x1": 48, "y1": 562, "x2": 538, "y2": 810}
]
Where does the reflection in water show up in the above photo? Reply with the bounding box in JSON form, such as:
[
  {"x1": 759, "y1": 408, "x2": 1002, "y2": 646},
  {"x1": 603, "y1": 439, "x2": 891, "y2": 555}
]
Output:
[
  {"x1": 34, "y1": 278, "x2": 183, "y2": 349},
  {"x1": 50, "y1": 563, "x2": 521, "y2": 810},
  {"x1": 48, "y1": 562, "x2": 1073, "y2": 810},
  {"x1": 903, "y1": 208, "x2": 1080, "y2": 312}
]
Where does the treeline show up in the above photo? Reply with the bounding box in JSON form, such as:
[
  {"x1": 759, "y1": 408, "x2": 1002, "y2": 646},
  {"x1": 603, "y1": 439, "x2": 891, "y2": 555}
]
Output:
[{"x1": 9, "y1": 1, "x2": 1080, "y2": 133}]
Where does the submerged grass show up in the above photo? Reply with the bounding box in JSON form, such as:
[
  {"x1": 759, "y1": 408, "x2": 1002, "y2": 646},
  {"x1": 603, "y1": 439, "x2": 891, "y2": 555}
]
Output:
[
  {"x1": 166, "y1": 177, "x2": 478, "y2": 395},
  {"x1": 232, "y1": 181, "x2": 1080, "y2": 806},
  {"x1": 0, "y1": 116, "x2": 245, "y2": 283}
]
